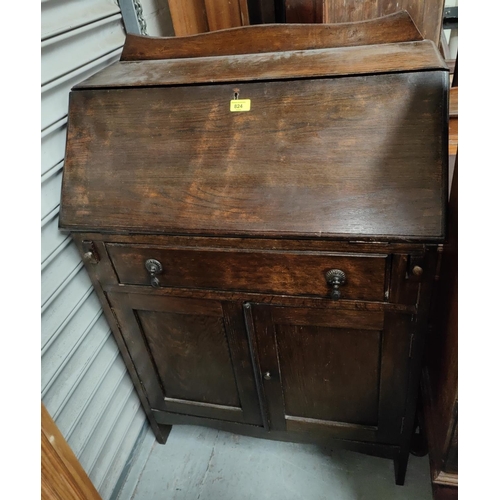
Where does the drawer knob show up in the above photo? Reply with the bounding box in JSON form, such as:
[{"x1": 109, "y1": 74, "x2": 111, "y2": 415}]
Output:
[
  {"x1": 263, "y1": 372, "x2": 272, "y2": 381},
  {"x1": 145, "y1": 259, "x2": 163, "y2": 288},
  {"x1": 412, "y1": 265, "x2": 423, "y2": 277},
  {"x1": 325, "y1": 269, "x2": 346, "y2": 301}
]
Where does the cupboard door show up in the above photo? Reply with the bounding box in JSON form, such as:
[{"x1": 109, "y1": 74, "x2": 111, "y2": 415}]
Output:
[
  {"x1": 247, "y1": 305, "x2": 412, "y2": 443},
  {"x1": 107, "y1": 292, "x2": 262, "y2": 426}
]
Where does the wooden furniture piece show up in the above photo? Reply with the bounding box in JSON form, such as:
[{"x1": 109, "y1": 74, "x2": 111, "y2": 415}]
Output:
[
  {"x1": 165, "y1": 1, "x2": 445, "y2": 46},
  {"x1": 42, "y1": 404, "x2": 102, "y2": 500},
  {"x1": 167, "y1": 0, "x2": 250, "y2": 35},
  {"x1": 59, "y1": 18, "x2": 448, "y2": 485},
  {"x1": 421, "y1": 68, "x2": 458, "y2": 499},
  {"x1": 421, "y1": 155, "x2": 457, "y2": 500}
]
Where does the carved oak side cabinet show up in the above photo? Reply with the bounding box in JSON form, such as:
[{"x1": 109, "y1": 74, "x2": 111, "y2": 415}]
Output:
[{"x1": 59, "y1": 18, "x2": 448, "y2": 485}]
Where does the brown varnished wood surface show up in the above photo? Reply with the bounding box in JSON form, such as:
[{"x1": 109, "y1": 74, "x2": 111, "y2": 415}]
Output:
[
  {"x1": 42, "y1": 403, "x2": 102, "y2": 500},
  {"x1": 120, "y1": 12, "x2": 423, "y2": 61},
  {"x1": 377, "y1": 313, "x2": 413, "y2": 443},
  {"x1": 136, "y1": 310, "x2": 241, "y2": 406},
  {"x1": 77, "y1": 232, "x2": 428, "y2": 254},
  {"x1": 276, "y1": 324, "x2": 381, "y2": 425},
  {"x1": 61, "y1": 71, "x2": 447, "y2": 241},
  {"x1": 61, "y1": 32, "x2": 448, "y2": 485},
  {"x1": 250, "y1": 304, "x2": 412, "y2": 444},
  {"x1": 222, "y1": 300, "x2": 264, "y2": 425},
  {"x1": 324, "y1": 1, "x2": 445, "y2": 47},
  {"x1": 83, "y1": 41, "x2": 446, "y2": 88},
  {"x1": 72, "y1": 238, "x2": 172, "y2": 444},
  {"x1": 107, "y1": 291, "x2": 263, "y2": 425},
  {"x1": 271, "y1": 307, "x2": 383, "y2": 330},
  {"x1": 106, "y1": 244, "x2": 387, "y2": 301},
  {"x1": 104, "y1": 283, "x2": 417, "y2": 313}
]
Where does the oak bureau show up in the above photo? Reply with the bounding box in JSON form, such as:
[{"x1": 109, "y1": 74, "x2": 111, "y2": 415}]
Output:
[{"x1": 59, "y1": 14, "x2": 448, "y2": 484}]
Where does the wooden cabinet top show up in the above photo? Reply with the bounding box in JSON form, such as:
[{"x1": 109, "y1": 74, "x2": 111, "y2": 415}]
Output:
[{"x1": 60, "y1": 27, "x2": 448, "y2": 242}]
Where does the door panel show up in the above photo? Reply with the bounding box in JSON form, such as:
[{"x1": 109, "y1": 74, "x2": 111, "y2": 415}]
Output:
[
  {"x1": 136, "y1": 309, "x2": 240, "y2": 407},
  {"x1": 250, "y1": 304, "x2": 411, "y2": 443},
  {"x1": 276, "y1": 324, "x2": 381, "y2": 426},
  {"x1": 107, "y1": 292, "x2": 262, "y2": 425}
]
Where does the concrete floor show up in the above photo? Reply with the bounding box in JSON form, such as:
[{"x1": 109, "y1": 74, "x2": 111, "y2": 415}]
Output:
[{"x1": 118, "y1": 425, "x2": 433, "y2": 500}]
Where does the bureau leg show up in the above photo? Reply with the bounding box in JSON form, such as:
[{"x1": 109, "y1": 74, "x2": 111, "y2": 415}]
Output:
[
  {"x1": 151, "y1": 421, "x2": 172, "y2": 444},
  {"x1": 393, "y1": 448, "x2": 410, "y2": 486}
]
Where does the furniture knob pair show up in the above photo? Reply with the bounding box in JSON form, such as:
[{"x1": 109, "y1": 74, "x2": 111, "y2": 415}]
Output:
[{"x1": 145, "y1": 260, "x2": 347, "y2": 301}]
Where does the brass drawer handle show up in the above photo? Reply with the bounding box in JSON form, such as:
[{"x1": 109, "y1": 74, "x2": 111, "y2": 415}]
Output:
[
  {"x1": 325, "y1": 269, "x2": 346, "y2": 301},
  {"x1": 145, "y1": 259, "x2": 162, "y2": 288}
]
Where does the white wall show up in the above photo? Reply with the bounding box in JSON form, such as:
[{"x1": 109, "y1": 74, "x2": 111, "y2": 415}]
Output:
[{"x1": 140, "y1": 0, "x2": 174, "y2": 36}]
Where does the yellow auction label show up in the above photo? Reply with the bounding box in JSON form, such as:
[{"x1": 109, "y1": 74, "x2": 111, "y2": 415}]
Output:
[{"x1": 230, "y1": 99, "x2": 251, "y2": 112}]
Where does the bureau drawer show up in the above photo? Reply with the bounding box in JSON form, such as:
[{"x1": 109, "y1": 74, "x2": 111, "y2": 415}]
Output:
[{"x1": 106, "y1": 244, "x2": 388, "y2": 301}]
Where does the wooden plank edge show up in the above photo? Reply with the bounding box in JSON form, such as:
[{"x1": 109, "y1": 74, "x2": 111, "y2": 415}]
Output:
[
  {"x1": 42, "y1": 403, "x2": 102, "y2": 500},
  {"x1": 121, "y1": 11, "x2": 423, "y2": 61}
]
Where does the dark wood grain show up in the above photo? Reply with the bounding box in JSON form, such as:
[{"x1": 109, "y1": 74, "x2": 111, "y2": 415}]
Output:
[
  {"x1": 62, "y1": 71, "x2": 447, "y2": 241},
  {"x1": 276, "y1": 323, "x2": 381, "y2": 425},
  {"x1": 103, "y1": 282, "x2": 415, "y2": 314},
  {"x1": 79, "y1": 231, "x2": 427, "y2": 254},
  {"x1": 107, "y1": 295, "x2": 172, "y2": 411},
  {"x1": 284, "y1": 0, "x2": 324, "y2": 23},
  {"x1": 106, "y1": 244, "x2": 387, "y2": 301},
  {"x1": 107, "y1": 291, "x2": 263, "y2": 425},
  {"x1": 90, "y1": 41, "x2": 445, "y2": 88},
  {"x1": 136, "y1": 310, "x2": 241, "y2": 406},
  {"x1": 251, "y1": 305, "x2": 287, "y2": 431},
  {"x1": 432, "y1": 484, "x2": 458, "y2": 500},
  {"x1": 251, "y1": 303, "x2": 413, "y2": 445},
  {"x1": 271, "y1": 307, "x2": 383, "y2": 330},
  {"x1": 247, "y1": 0, "x2": 276, "y2": 24},
  {"x1": 377, "y1": 313, "x2": 412, "y2": 443},
  {"x1": 395, "y1": 246, "x2": 440, "y2": 485},
  {"x1": 72, "y1": 238, "x2": 171, "y2": 444},
  {"x1": 120, "y1": 12, "x2": 422, "y2": 61},
  {"x1": 444, "y1": 413, "x2": 458, "y2": 474},
  {"x1": 222, "y1": 301, "x2": 263, "y2": 426},
  {"x1": 388, "y1": 253, "x2": 422, "y2": 306},
  {"x1": 422, "y1": 155, "x2": 458, "y2": 498},
  {"x1": 61, "y1": 35, "x2": 448, "y2": 486},
  {"x1": 324, "y1": 2, "x2": 445, "y2": 47}
]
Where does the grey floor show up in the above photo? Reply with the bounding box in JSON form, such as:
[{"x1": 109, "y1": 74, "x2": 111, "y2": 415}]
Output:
[{"x1": 119, "y1": 425, "x2": 433, "y2": 500}]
